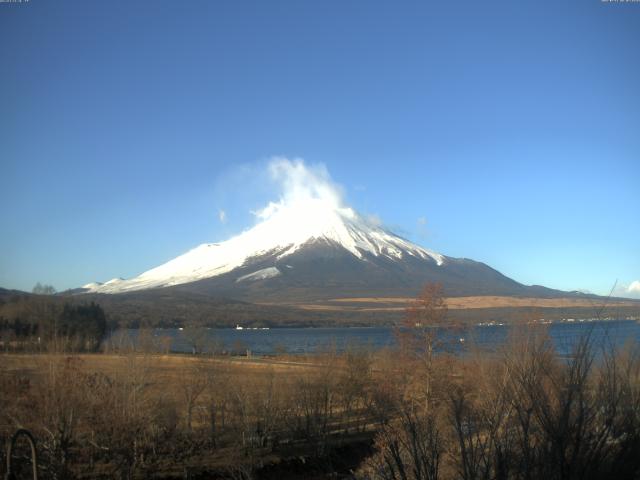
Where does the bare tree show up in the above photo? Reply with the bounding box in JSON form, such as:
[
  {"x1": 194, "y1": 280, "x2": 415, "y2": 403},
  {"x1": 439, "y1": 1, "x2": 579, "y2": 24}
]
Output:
[
  {"x1": 204, "y1": 360, "x2": 231, "y2": 447},
  {"x1": 32, "y1": 282, "x2": 57, "y2": 295},
  {"x1": 363, "y1": 406, "x2": 445, "y2": 480},
  {"x1": 183, "y1": 327, "x2": 209, "y2": 355},
  {"x1": 178, "y1": 361, "x2": 208, "y2": 432},
  {"x1": 396, "y1": 283, "x2": 453, "y2": 413},
  {"x1": 338, "y1": 346, "x2": 373, "y2": 432}
]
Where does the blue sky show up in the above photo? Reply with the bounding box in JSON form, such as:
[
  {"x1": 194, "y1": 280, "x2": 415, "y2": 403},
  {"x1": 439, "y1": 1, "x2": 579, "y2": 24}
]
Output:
[{"x1": 1, "y1": 0, "x2": 638, "y2": 297}]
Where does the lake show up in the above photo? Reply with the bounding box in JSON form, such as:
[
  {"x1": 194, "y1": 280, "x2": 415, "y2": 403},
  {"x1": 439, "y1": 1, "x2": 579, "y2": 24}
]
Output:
[{"x1": 109, "y1": 319, "x2": 640, "y2": 356}]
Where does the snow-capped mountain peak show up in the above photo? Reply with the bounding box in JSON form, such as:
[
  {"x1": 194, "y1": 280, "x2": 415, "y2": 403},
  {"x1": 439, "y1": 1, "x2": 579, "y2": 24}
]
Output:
[{"x1": 83, "y1": 196, "x2": 444, "y2": 294}]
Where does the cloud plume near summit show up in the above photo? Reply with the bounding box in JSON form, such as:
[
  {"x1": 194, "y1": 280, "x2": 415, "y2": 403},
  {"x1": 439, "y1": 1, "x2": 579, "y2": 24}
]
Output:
[
  {"x1": 253, "y1": 157, "x2": 353, "y2": 222},
  {"x1": 83, "y1": 156, "x2": 447, "y2": 294}
]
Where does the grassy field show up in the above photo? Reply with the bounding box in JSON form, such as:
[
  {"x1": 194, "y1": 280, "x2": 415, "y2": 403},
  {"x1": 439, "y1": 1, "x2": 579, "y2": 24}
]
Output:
[
  {"x1": 0, "y1": 351, "x2": 380, "y2": 479},
  {"x1": 0, "y1": 352, "x2": 325, "y2": 388},
  {"x1": 279, "y1": 295, "x2": 640, "y2": 311}
]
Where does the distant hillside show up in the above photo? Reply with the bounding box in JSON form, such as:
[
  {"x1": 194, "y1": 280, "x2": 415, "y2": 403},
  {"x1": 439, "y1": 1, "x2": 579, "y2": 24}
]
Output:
[
  {"x1": 78, "y1": 288, "x2": 640, "y2": 328},
  {"x1": 2, "y1": 284, "x2": 639, "y2": 329}
]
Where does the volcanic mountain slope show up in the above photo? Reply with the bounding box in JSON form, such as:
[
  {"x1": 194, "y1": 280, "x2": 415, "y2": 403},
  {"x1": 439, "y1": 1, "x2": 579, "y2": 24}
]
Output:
[{"x1": 82, "y1": 196, "x2": 570, "y2": 303}]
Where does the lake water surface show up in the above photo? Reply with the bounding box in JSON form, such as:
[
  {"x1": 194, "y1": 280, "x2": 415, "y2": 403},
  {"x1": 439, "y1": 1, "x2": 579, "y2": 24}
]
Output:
[{"x1": 110, "y1": 319, "x2": 640, "y2": 356}]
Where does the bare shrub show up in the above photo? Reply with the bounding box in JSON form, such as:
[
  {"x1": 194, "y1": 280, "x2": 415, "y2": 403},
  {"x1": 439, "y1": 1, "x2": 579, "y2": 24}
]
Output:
[
  {"x1": 362, "y1": 319, "x2": 640, "y2": 480},
  {"x1": 361, "y1": 409, "x2": 445, "y2": 480}
]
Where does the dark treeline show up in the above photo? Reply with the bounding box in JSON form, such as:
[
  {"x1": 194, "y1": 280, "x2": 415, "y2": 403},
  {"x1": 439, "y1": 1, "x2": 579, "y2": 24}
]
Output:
[{"x1": 0, "y1": 295, "x2": 108, "y2": 352}]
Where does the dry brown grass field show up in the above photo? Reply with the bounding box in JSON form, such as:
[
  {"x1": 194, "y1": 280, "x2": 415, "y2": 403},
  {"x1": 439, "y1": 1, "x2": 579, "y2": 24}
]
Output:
[
  {"x1": 280, "y1": 295, "x2": 640, "y2": 312},
  {"x1": 0, "y1": 349, "x2": 385, "y2": 479}
]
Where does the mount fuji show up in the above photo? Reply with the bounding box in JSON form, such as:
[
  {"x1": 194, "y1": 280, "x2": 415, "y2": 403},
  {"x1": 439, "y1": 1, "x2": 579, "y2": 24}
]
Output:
[
  {"x1": 68, "y1": 158, "x2": 639, "y2": 326},
  {"x1": 81, "y1": 196, "x2": 557, "y2": 302}
]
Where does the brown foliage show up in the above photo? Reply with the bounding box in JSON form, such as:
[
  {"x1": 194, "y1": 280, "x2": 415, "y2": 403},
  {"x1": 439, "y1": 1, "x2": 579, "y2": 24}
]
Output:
[
  {"x1": 360, "y1": 326, "x2": 640, "y2": 480},
  {"x1": 2, "y1": 310, "x2": 640, "y2": 479}
]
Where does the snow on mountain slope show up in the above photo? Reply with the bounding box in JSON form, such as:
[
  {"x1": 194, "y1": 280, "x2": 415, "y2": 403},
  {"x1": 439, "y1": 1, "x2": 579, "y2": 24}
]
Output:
[
  {"x1": 84, "y1": 197, "x2": 445, "y2": 294},
  {"x1": 236, "y1": 267, "x2": 281, "y2": 283}
]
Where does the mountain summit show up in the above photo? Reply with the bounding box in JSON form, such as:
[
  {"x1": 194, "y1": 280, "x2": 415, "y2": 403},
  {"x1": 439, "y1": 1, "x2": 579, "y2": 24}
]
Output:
[
  {"x1": 84, "y1": 197, "x2": 447, "y2": 295},
  {"x1": 82, "y1": 158, "x2": 571, "y2": 302},
  {"x1": 81, "y1": 193, "x2": 562, "y2": 303}
]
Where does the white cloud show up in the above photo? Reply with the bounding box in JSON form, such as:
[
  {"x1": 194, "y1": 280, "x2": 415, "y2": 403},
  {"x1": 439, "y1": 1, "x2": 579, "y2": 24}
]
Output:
[
  {"x1": 252, "y1": 157, "x2": 349, "y2": 220},
  {"x1": 628, "y1": 280, "x2": 640, "y2": 294},
  {"x1": 612, "y1": 280, "x2": 640, "y2": 299},
  {"x1": 366, "y1": 214, "x2": 383, "y2": 227},
  {"x1": 213, "y1": 157, "x2": 401, "y2": 237},
  {"x1": 416, "y1": 216, "x2": 431, "y2": 239}
]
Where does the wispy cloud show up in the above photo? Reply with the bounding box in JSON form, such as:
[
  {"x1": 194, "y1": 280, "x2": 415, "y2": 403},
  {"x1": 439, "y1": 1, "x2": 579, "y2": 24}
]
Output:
[
  {"x1": 218, "y1": 209, "x2": 227, "y2": 223},
  {"x1": 366, "y1": 213, "x2": 383, "y2": 227},
  {"x1": 416, "y1": 215, "x2": 430, "y2": 239},
  {"x1": 252, "y1": 157, "x2": 348, "y2": 220},
  {"x1": 613, "y1": 280, "x2": 640, "y2": 299}
]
